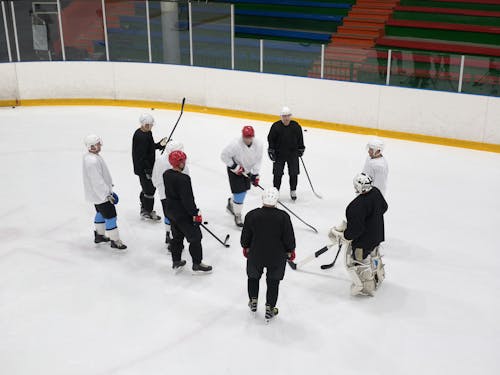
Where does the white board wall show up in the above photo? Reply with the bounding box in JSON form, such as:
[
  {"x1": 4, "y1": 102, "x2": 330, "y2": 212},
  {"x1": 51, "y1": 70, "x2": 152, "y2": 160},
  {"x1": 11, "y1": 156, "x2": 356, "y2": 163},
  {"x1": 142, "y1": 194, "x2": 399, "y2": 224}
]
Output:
[{"x1": 1, "y1": 61, "x2": 499, "y2": 145}]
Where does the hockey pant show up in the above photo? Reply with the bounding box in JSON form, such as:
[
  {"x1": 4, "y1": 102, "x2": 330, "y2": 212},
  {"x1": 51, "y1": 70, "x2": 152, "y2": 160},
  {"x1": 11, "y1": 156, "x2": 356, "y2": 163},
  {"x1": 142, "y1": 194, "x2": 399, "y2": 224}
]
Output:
[
  {"x1": 345, "y1": 245, "x2": 385, "y2": 296},
  {"x1": 272, "y1": 155, "x2": 299, "y2": 191},
  {"x1": 169, "y1": 215, "x2": 203, "y2": 264},
  {"x1": 94, "y1": 202, "x2": 121, "y2": 242},
  {"x1": 247, "y1": 260, "x2": 286, "y2": 308}
]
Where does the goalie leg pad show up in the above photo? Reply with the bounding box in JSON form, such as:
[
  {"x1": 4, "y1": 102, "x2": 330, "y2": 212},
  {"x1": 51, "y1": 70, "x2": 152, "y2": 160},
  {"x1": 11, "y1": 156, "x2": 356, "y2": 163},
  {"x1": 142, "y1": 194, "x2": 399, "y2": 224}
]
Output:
[
  {"x1": 370, "y1": 246, "x2": 385, "y2": 288},
  {"x1": 347, "y1": 247, "x2": 376, "y2": 296}
]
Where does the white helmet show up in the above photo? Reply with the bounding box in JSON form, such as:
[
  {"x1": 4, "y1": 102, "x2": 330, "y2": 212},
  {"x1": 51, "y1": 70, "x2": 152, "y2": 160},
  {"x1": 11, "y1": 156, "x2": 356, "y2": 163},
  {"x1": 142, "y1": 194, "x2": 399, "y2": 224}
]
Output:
[
  {"x1": 367, "y1": 137, "x2": 384, "y2": 152},
  {"x1": 353, "y1": 172, "x2": 373, "y2": 194},
  {"x1": 139, "y1": 113, "x2": 155, "y2": 126},
  {"x1": 262, "y1": 187, "x2": 280, "y2": 206},
  {"x1": 280, "y1": 106, "x2": 292, "y2": 116},
  {"x1": 84, "y1": 134, "x2": 102, "y2": 150},
  {"x1": 164, "y1": 140, "x2": 184, "y2": 155}
]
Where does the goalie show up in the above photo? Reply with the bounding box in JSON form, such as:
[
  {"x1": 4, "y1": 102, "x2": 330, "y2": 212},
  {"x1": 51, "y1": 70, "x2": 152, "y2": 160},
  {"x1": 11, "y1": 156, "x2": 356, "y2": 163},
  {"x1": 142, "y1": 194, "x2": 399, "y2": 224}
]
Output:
[{"x1": 329, "y1": 173, "x2": 388, "y2": 296}]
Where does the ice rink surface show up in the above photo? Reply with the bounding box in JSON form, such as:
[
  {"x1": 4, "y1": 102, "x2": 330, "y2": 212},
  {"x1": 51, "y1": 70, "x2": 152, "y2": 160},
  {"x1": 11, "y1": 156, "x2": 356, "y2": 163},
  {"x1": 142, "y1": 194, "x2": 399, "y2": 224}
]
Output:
[{"x1": 0, "y1": 105, "x2": 499, "y2": 375}]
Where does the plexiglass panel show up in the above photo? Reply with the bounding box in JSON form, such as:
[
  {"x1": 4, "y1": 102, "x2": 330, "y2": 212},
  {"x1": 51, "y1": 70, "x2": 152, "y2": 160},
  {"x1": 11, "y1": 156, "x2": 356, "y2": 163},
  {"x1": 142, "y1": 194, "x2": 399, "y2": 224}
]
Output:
[
  {"x1": 105, "y1": 0, "x2": 148, "y2": 62},
  {"x1": 60, "y1": 0, "x2": 106, "y2": 61},
  {"x1": 12, "y1": 0, "x2": 63, "y2": 61},
  {"x1": 191, "y1": 2, "x2": 231, "y2": 69},
  {"x1": 462, "y1": 55, "x2": 500, "y2": 97}
]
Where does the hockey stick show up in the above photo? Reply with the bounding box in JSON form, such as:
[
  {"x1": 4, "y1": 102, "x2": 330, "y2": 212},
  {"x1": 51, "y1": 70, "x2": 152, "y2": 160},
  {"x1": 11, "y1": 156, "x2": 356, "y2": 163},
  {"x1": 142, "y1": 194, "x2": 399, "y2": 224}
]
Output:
[
  {"x1": 320, "y1": 242, "x2": 342, "y2": 270},
  {"x1": 288, "y1": 244, "x2": 332, "y2": 270},
  {"x1": 300, "y1": 157, "x2": 322, "y2": 199},
  {"x1": 254, "y1": 183, "x2": 318, "y2": 233},
  {"x1": 200, "y1": 223, "x2": 230, "y2": 248},
  {"x1": 161, "y1": 97, "x2": 186, "y2": 154}
]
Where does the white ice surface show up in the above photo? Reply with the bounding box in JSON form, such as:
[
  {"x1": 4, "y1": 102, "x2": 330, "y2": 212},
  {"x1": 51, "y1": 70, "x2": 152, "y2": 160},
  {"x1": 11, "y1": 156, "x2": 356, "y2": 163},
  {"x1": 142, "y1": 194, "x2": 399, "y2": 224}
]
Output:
[{"x1": 0, "y1": 106, "x2": 499, "y2": 375}]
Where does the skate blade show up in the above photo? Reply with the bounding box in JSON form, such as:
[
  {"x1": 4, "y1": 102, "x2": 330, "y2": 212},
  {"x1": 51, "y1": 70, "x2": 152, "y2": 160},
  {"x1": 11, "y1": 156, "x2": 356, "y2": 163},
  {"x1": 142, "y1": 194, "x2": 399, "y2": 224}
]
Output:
[
  {"x1": 173, "y1": 266, "x2": 185, "y2": 274},
  {"x1": 191, "y1": 269, "x2": 213, "y2": 276}
]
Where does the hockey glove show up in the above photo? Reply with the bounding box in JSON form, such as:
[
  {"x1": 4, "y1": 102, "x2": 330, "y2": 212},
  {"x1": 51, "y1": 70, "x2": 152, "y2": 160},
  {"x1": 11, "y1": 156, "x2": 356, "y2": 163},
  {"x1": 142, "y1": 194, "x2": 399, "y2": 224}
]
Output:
[
  {"x1": 243, "y1": 248, "x2": 249, "y2": 258},
  {"x1": 287, "y1": 250, "x2": 296, "y2": 262},
  {"x1": 107, "y1": 192, "x2": 119, "y2": 205},
  {"x1": 193, "y1": 213, "x2": 203, "y2": 226},
  {"x1": 298, "y1": 147, "x2": 305, "y2": 157},
  {"x1": 144, "y1": 169, "x2": 153, "y2": 180},
  {"x1": 159, "y1": 137, "x2": 168, "y2": 147},
  {"x1": 334, "y1": 219, "x2": 347, "y2": 232},
  {"x1": 230, "y1": 163, "x2": 245, "y2": 176},
  {"x1": 249, "y1": 174, "x2": 260, "y2": 187},
  {"x1": 268, "y1": 148, "x2": 276, "y2": 162}
]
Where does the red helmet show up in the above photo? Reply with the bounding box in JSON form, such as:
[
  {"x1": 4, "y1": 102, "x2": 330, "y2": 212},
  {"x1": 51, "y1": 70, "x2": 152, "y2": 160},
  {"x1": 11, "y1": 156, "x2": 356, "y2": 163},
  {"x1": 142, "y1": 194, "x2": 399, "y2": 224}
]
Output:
[
  {"x1": 242, "y1": 126, "x2": 255, "y2": 138},
  {"x1": 169, "y1": 150, "x2": 187, "y2": 168}
]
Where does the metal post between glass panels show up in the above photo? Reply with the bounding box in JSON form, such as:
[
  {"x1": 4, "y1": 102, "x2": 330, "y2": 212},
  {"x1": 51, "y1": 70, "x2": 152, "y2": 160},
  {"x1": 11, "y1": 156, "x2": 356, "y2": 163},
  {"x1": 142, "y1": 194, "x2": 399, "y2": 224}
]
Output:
[
  {"x1": 386, "y1": 49, "x2": 392, "y2": 86},
  {"x1": 458, "y1": 55, "x2": 465, "y2": 93},
  {"x1": 10, "y1": 1, "x2": 20, "y2": 61},
  {"x1": 56, "y1": 0, "x2": 65, "y2": 61},
  {"x1": 1, "y1": 1, "x2": 12, "y2": 62},
  {"x1": 259, "y1": 39, "x2": 263, "y2": 73},
  {"x1": 320, "y1": 44, "x2": 324, "y2": 79},
  {"x1": 146, "y1": 0, "x2": 152, "y2": 63},
  {"x1": 188, "y1": 1, "x2": 193, "y2": 66},
  {"x1": 101, "y1": 0, "x2": 109, "y2": 61},
  {"x1": 230, "y1": 4, "x2": 234, "y2": 70}
]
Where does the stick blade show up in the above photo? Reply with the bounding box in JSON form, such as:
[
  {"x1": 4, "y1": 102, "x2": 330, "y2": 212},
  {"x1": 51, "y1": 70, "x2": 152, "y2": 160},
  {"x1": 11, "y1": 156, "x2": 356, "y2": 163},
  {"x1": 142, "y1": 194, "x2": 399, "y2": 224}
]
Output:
[
  {"x1": 320, "y1": 263, "x2": 334, "y2": 270},
  {"x1": 287, "y1": 260, "x2": 297, "y2": 270}
]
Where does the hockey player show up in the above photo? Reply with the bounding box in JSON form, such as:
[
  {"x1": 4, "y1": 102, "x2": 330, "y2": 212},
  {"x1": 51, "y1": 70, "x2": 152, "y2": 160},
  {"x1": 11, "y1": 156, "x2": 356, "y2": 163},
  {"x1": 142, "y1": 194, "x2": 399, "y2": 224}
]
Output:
[
  {"x1": 329, "y1": 173, "x2": 387, "y2": 296},
  {"x1": 163, "y1": 150, "x2": 212, "y2": 273},
  {"x1": 267, "y1": 107, "x2": 305, "y2": 201},
  {"x1": 132, "y1": 113, "x2": 168, "y2": 221},
  {"x1": 221, "y1": 125, "x2": 263, "y2": 227},
  {"x1": 241, "y1": 187, "x2": 296, "y2": 321},
  {"x1": 363, "y1": 138, "x2": 388, "y2": 197},
  {"x1": 82, "y1": 134, "x2": 127, "y2": 250},
  {"x1": 152, "y1": 141, "x2": 189, "y2": 247}
]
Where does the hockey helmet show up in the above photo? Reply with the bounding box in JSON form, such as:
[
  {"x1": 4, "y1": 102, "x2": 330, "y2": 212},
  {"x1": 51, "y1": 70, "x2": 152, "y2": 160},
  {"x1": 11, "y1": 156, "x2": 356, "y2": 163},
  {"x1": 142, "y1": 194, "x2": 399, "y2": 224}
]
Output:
[
  {"x1": 84, "y1": 134, "x2": 102, "y2": 150},
  {"x1": 262, "y1": 187, "x2": 280, "y2": 206},
  {"x1": 280, "y1": 106, "x2": 292, "y2": 116},
  {"x1": 139, "y1": 113, "x2": 155, "y2": 126},
  {"x1": 169, "y1": 150, "x2": 187, "y2": 169},
  {"x1": 242, "y1": 126, "x2": 255, "y2": 138},
  {"x1": 367, "y1": 138, "x2": 384, "y2": 152}
]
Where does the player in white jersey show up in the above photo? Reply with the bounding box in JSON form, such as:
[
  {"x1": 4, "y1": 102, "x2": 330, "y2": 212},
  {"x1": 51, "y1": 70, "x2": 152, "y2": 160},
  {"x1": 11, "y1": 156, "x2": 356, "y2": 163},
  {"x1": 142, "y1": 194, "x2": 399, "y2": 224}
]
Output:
[
  {"x1": 363, "y1": 138, "x2": 388, "y2": 196},
  {"x1": 221, "y1": 126, "x2": 264, "y2": 227},
  {"x1": 152, "y1": 141, "x2": 190, "y2": 247},
  {"x1": 82, "y1": 134, "x2": 127, "y2": 250}
]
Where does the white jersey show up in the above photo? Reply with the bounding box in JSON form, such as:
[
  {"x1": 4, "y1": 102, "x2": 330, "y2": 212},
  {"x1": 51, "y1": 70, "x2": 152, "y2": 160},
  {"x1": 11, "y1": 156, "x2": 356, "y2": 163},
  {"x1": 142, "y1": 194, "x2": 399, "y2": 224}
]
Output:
[
  {"x1": 82, "y1": 152, "x2": 113, "y2": 204},
  {"x1": 363, "y1": 155, "x2": 388, "y2": 196},
  {"x1": 152, "y1": 154, "x2": 190, "y2": 200},
  {"x1": 220, "y1": 137, "x2": 263, "y2": 175}
]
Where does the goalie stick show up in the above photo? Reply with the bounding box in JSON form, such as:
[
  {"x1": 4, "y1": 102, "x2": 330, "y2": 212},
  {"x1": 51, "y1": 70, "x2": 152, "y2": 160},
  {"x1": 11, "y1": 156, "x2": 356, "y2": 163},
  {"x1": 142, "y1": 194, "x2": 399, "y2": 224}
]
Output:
[{"x1": 288, "y1": 244, "x2": 332, "y2": 270}]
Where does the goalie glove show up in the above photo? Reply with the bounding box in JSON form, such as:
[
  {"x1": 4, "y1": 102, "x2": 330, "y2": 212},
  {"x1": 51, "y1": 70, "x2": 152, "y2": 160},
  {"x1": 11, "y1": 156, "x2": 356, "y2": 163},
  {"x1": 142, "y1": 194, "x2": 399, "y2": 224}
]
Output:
[{"x1": 328, "y1": 227, "x2": 346, "y2": 243}]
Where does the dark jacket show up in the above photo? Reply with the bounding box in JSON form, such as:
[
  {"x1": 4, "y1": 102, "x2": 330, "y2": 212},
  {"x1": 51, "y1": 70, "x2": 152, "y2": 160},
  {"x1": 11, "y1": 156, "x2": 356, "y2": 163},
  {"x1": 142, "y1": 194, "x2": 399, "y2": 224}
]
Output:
[
  {"x1": 132, "y1": 129, "x2": 163, "y2": 175},
  {"x1": 163, "y1": 169, "x2": 198, "y2": 219},
  {"x1": 267, "y1": 120, "x2": 305, "y2": 160},
  {"x1": 241, "y1": 206, "x2": 296, "y2": 266},
  {"x1": 344, "y1": 187, "x2": 388, "y2": 252}
]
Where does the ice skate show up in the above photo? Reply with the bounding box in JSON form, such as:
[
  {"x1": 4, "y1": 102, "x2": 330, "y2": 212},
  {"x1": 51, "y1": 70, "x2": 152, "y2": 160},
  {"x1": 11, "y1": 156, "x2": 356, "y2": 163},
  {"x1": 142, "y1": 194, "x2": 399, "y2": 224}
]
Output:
[
  {"x1": 110, "y1": 239, "x2": 127, "y2": 250},
  {"x1": 265, "y1": 305, "x2": 279, "y2": 323},
  {"x1": 192, "y1": 262, "x2": 213, "y2": 274},
  {"x1": 165, "y1": 231, "x2": 172, "y2": 252},
  {"x1": 290, "y1": 190, "x2": 297, "y2": 201},
  {"x1": 141, "y1": 210, "x2": 161, "y2": 221},
  {"x1": 234, "y1": 214, "x2": 244, "y2": 228},
  {"x1": 94, "y1": 231, "x2": 110, "y2": 244},
  {"x1": 172, "y1": 260, "x2": 186, "y2": 273},
  {"x1": 248, "y1": 298, "x2": 258, "y2": 313}
]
